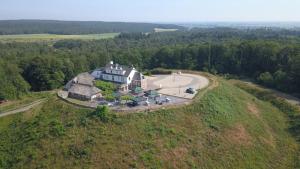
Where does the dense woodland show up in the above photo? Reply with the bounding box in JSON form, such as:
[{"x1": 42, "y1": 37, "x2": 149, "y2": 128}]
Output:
[
  {"x1": 0, "y1": 27, "x2": 300, "y2": 100},
  {"x1": 0, "y1": 20, "x2": 184, "y2": 35}
]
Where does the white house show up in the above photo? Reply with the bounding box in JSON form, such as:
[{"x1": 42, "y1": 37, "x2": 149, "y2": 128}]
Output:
[{"x1": 91, "y1": 61, "x2": 147, "y2": 91}]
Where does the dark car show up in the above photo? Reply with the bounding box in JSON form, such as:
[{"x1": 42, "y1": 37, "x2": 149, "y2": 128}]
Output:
[
  {"x1": 0, "y1": 99, "x2": 7, "y2": 104},
  {"x1": 186, "y1": 88, "x2": 196, "y2": 94},
  {"x1": 127, "y1": 101, "x2": 139, "y2": 107}
]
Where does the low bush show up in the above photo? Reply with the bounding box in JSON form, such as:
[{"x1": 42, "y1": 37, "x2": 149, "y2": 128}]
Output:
[
  {"x1": 49, "y1": 120, "x2": 65, "y2": 137},
  {"x1": 150, "y1": 68, "x2": 172, "y2": 75},
  {"x1": 68, "y1": 145, "x2": 90, "y2": 159},
  {"x1": 94, "y1": 81, "x2": 117, "y2": 92},
  {"x1": 93, "y1": 106, "x2": 110, "y2": 123}
]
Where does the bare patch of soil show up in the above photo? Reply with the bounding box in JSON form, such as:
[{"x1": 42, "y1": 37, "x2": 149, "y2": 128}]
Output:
[
  {"x1": 161, "y1": 147, "x2": 189, "y2": 169},
  {"x1": 224, "y1": 124, "x2": 252, "y2": 146},
  {"x1": 260, "y1": 125, "x2": 276, "y2": 148},
  {"x1": 247, "y1": 103, "x2": 260, "y2": 118}
]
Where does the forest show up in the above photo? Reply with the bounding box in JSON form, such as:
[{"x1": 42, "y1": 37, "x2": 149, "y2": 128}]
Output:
[
  {"x1": 0, "y1": 20, "x2": 184, "y2": 35},
  {"x1": 0, "y1": 27, "x2": 299, "y2": 100}
]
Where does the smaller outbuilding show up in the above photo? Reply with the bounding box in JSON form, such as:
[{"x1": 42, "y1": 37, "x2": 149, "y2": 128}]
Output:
[{"x1": 65, "y1": 73, "x2": 102, "y2": 101}]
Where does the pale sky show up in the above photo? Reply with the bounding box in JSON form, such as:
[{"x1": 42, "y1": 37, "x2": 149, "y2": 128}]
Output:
[{"x1": 0, "y1": 0, "x2": 299, "y2": 22}]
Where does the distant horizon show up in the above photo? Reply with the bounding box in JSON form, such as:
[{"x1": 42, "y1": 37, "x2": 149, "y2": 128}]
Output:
[
  {"x1": 1, "y1": 0, "x2": 300, "y2": 23},
  {"x1": 0, "y1": 19, "x2": 299, "y2": 24}
]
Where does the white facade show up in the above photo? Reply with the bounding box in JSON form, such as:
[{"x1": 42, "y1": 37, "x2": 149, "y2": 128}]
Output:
[
  {"x1": 91, "y1": 61, "x2": 145, "y2": 91},
  {"x1": 100, "y1": 69, "x2": 137, "y2": 84},
  {"x1": 91, "y1": 70, "x2": 102, "y2": 79}
]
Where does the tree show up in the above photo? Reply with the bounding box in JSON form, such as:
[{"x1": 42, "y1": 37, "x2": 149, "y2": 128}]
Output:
[
  {"x1": 273, "y1": 70, "x2": 288, "y2": 91},
  {"x1": 23, "y1": 57, "x2": 66, "y2": 91},
  {"x1": 0, "y1": 59, "x2": 30, "y2": 99},
  {"x1": 257, "y1": 72, "x2": 274, "y2": 87}
]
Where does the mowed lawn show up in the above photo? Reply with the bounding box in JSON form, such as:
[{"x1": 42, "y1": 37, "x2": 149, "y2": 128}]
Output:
[{"x1": 0, "y1": 33, "x2": 119, "y2": 42}]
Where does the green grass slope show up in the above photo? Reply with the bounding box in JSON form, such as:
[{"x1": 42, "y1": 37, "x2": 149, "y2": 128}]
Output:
[{"x1": 0, "y1": 78, "x2": 299, "y2": 169}]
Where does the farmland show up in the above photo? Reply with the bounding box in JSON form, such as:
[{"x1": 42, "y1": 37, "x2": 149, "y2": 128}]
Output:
[
  {"x1": 0, "y1": 33, "x2": 119, "y2": 42},
  {"x1": 154, "y1": 28, "x2": 178, "y2": 32}
]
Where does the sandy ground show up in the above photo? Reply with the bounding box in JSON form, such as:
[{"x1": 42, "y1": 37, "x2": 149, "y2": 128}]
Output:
[{"x1": 146, "y1": 73, "x2": 209, "y2": 99}]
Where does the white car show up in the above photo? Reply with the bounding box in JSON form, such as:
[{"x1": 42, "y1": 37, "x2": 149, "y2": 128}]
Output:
[
  {"x1": 165, "y1": 98, "x2": 171, "y2": 102},
  {"x1": 107, "y1": 103, "x2": 114, "y2": 107}
]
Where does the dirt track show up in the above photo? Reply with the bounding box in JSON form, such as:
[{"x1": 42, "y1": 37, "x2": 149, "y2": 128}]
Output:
[{"x1": 0, "y1": 99, "x2": 46, "y2": 118}]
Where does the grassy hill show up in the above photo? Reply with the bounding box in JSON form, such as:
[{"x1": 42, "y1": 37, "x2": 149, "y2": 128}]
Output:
[{"x1": 0, "y1": 75, "x2": 299, "y2": 169}]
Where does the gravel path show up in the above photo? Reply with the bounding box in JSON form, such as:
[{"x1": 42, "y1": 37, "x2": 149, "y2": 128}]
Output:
[{"x1": 0, "y1": 99, "x2": 46, "y2": 118}]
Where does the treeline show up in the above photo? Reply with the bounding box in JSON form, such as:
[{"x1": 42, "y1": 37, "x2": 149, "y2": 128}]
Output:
[
  {"x1": 0, "y1": 20, "x2": 184, "y2": 35},
  {"x1": 0, "y1": 28, "x2": 300, "y2": 100},
  {"x1": 149, "y1": 42, "x2": 300, "y2": 93}
]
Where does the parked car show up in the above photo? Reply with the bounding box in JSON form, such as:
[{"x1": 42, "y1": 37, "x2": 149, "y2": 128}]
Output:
[
  {"x1": 127, "y1": 101, "x2": 139, "y2": 107},
  {"x1": 186, "y1": 88, "x2": 196, "y2": 94},
  {"x1": 165, "y1": 98, "x2": 171, "y2": 103},
  {"x1": 155, "y1": 100, "x2": 163, "y2": 105},
  {"x1": 107, "y1": 102, "x2": 114, "y2": 107},
  {"x1": 0, "y1": 99, "x2": 8, "y2": 104}
]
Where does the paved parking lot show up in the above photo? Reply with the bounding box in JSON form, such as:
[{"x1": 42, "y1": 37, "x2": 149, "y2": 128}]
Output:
[{"x1": 146, "y1": 73, "x2": 209, "y2": 99}]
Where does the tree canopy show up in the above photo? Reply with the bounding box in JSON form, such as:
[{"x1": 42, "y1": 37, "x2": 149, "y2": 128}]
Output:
[{"x1": 0, "y1": 27, "x2": 300, "y2": 99}]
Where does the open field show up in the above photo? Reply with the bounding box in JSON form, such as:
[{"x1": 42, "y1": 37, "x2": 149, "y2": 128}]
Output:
[
  {"x1": 154, "y1": 28, "x2": 178, "y2": 32},
  {"x1": 0, "y1": 33, "x2": 119, "y2": 42},
  {"x1": 0, "y1": 75, "x2": 299, "y2": 169}
]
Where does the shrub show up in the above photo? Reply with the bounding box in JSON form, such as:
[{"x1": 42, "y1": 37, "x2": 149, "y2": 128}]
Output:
[
  {"x1": 68, "y1": 145, "x2": 90, "y2": 159},
  {"x1": 94, "y1": 80, "x2": 117, "y2": 92},
  {"x1": 150, "y1": 68, "x2": 172, "y2": 75},
  {"x1": 94, "y1": 106, "x2": 110, "y2": 122},
  {"x1": 105, "y1": 95, "x2": 115, "y2": 102},
  {"x1": 209, "y1": 68, "x2": 218, "y2": 75},
  {"x1": 49, "y1": 120, "x2": 65, "y2": 137},
  {"x1": 257, "y1": 72, "x2": 274, "y2": 87},
  {"x1": 80, "y1": 117, "x2": 89, "y2": 127},
  {"x1": 120, "y1": 95, "x2": 133, "y2": 103},
  {"x1": 143, "y1": 71, "x2": 152, "y2": 76}
]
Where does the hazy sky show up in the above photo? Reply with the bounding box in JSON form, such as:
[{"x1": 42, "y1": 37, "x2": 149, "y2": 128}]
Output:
[{"x1": 0, "y1": 0, "x2": 299, "y2": 22}]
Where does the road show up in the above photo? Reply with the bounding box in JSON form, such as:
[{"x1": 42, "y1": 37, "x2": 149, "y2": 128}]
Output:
[{"x1": 0, "y1": 99, "x2": 46, "y2": 118}]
